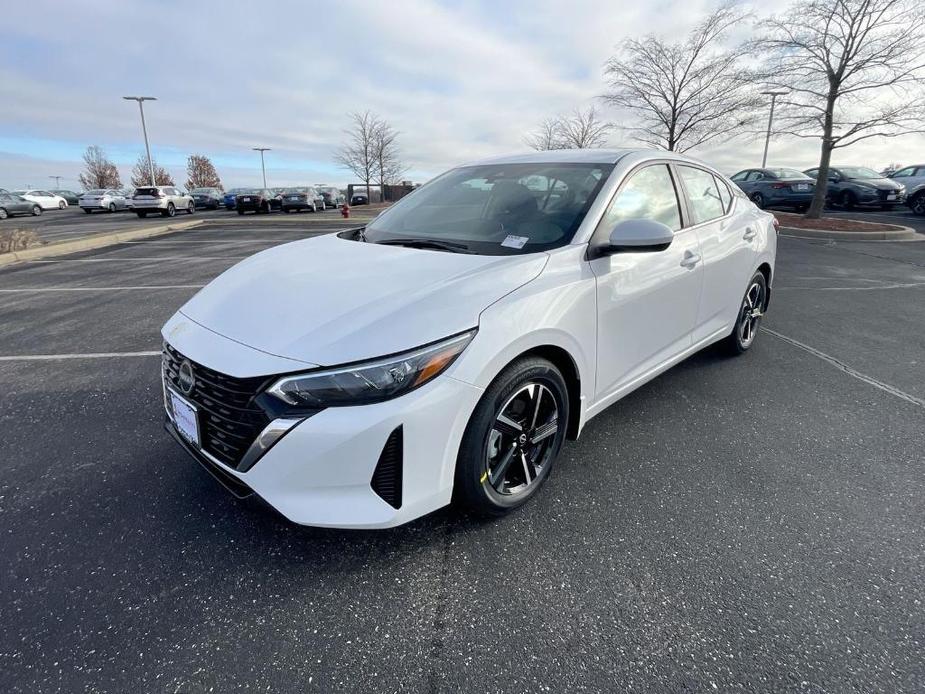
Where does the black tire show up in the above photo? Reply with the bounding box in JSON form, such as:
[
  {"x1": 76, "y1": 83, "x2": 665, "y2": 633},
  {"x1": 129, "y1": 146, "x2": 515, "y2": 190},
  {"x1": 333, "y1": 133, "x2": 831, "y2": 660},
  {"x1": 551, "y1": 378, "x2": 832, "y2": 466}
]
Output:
[
  {"x1": 721, "y1": 271, "x2": 767, "y2": 355},
  {"x1": 283, "y1": 208, "x2": 291, "y2": 214},
  {"x1": 137, "y1": 211, "x2": 148, "y2": 218},
  {"x1": 108, "y1": 203, "x2": 116, "y2": 213},
  {"x1": 83, "y1": 208, "x2": 92, "y2": 214},
  {"x1": 58, "y1": 200, "x2": 66, "y2": 209},
  {"x1": 909, "y1": 193, "x2": 925, "y2": 216},
  {"x1": 453, "y1": 356, "x2": 569, "y2": 517},
  {"x1": 237, "y1": 209, "x2": 245, "y2": 215},
  {"x1": 750, "y1": 192, "x2": 765, "y2": 209},
  {"x1": 162, "y1": 203, "x2": 176, "y2": 218},
  {"x1": 795, "y1": 204, "x2": 809, "y2": 213},
  {"x1": 839, "y1": 190, "x2": 855, "y2": 209},
  {"x1": 187, "y1": 202, "x2": 195, "y2": 215},
  {"x1": 32, "y1": 205, "x2": 42, "y2": 216},
  {"x1": 0, "y1": 208, "x2": 7, "y2": 220}
]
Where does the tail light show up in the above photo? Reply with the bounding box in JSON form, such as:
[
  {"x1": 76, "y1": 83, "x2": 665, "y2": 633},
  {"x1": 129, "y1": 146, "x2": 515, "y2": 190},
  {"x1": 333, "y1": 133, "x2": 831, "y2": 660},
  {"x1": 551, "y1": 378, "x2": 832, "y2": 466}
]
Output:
[
  {"x1": 772, "y1": 217, "x2": 780, "y2": 234},
  {"x1": 771, "y1": 183, "x2": 788, "y2": 189}
]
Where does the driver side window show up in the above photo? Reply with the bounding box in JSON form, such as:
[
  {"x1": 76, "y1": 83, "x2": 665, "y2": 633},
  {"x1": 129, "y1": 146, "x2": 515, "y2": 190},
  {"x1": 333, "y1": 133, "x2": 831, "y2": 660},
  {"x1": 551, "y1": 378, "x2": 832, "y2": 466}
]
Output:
[{"x1": 597, "y1": 165, "x2": 682, "y2": 233}]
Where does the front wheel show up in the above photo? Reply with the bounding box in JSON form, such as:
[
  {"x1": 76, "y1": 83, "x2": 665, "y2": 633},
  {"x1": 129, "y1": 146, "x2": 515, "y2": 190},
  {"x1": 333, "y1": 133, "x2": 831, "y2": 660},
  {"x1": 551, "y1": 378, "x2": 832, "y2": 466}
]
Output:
[
  {"x1": 58, "y1": 201, "x2": 66, "y2": 209},
  {"x1": 750, "y1": 192, "x2": 766, "y2": 209},
  {"x1": 137, "y1": 211, "x2": 148, "y2": 218},
  {"x1": 32, "y1": 205, "x2": 42, "y2": 216},
  {"x1": 187, "y1": 202, "x2": 195, "y2": 215},
  {"x1": 454, "y1": 357, "x2": 569, "y2": 517},
  {"x1": 83, "y1": 208, "x2": 92, "y2": 214},
  {"x1": 237, "y1": 209, "x2": 245, "y2": 215},
  {"x1": 108, "y1": 203, "x2": 116, "y2": 213},
  {"x1": 909, "y1": 194, "x2": 925, "y2": 216},
  {"x1": 722, "y1": 271, "x2": 767, "y2": 355},
  {"x1": 839, "y1": 191, "x2": 855, "y2": 209},
  {"x1": 0, "y1": 208, "x2": 7, "y2": 220}
]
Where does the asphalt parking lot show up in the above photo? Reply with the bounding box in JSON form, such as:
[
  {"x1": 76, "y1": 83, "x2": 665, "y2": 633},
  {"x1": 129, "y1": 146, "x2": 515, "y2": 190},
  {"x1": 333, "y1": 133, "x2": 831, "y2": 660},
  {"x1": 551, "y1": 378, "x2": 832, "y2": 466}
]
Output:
[{"x1": 1, "y1": 220, "x2": 923, "y2": 692}]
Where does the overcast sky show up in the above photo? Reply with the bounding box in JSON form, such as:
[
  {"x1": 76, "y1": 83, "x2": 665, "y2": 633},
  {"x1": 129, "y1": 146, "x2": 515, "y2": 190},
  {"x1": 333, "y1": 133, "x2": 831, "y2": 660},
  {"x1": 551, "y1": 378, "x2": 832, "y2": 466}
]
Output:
[{"x1": 2, "y1": 0, "x2": 922, "y2": 190}]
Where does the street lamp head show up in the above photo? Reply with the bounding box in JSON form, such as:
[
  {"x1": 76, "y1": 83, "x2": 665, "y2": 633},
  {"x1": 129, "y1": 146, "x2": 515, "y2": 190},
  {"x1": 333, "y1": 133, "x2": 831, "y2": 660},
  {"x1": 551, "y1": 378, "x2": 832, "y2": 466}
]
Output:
[
  {"x1": 123, "y1": 96, "x2": 157, "y2": 102},
  {"x1": 252, "y1": 147, "x2": 271, "y2": 152}
]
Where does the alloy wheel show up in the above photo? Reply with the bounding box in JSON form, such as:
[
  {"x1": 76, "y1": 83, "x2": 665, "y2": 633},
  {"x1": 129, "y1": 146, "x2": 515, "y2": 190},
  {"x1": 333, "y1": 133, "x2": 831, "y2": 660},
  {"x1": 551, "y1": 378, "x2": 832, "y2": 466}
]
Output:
[
  {"x1": 738, "y1": 280, "x2": 765, "y2": 348},
  {"x1": 911, "y1": 195, "x2": 925, "y2": 216},
  {"x1": 484, "y1": 383, "x2": 559, "y2": 497},
  {"x1": 0, "y1": 208, "x2": 7, "y2": 220}
]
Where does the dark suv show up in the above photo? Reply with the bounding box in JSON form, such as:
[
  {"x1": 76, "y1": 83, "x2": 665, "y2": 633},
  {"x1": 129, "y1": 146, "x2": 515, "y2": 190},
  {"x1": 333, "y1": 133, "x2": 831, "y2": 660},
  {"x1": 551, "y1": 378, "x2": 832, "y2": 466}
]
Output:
[
  {"x1": 804, "y1": 166, "x2": 906, "y2": 210},
  {"x1": 235, "y1": 189, "x2": 278, "y2": 214}
]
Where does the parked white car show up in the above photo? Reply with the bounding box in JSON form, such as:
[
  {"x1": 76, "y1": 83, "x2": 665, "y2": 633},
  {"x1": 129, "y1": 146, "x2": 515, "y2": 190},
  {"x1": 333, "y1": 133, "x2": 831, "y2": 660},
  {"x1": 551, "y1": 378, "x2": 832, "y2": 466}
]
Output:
[
  {"x1": 13, "y1": 189, "x2": 68, "y2": 210},
  {"x1": 78, "y1": 189, "x2": 128, "y2": 213},
  {"x1": 161, "y1": 149, "x2": 777, "y2": 529},
  {"x1": 120, "y1": 189, "x2": 136, "y2": 209},
  {"x1": 132, "y1": 186, "x2": 194, "y2": 218}
]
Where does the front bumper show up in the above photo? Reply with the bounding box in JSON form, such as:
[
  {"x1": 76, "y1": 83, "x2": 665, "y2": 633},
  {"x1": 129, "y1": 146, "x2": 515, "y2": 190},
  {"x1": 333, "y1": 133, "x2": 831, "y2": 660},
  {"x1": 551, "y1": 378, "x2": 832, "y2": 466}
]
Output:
[{"x1": 160, "y1": 318, "x2": 483, "y2": 528}]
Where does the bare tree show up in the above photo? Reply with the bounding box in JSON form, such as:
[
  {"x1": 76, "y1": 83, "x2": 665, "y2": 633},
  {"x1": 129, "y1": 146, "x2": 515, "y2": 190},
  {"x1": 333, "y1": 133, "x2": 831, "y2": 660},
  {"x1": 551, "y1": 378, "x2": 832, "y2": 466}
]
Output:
[
  {"x1": 78, "y1": 145, "x2": 121, "y2": 190},
  {"x1": 524, "y1": 118, "x2": 565, "y2": 151},
  {"x1": 372, "y1": 119, "x2": 408, "y2": 200},
  {"x1": 602, "y1": 1, "x2": 760, "y2": 152},
  {"x1": 753, "y1": 0, "x2": 925, "y2": 218},
  {"x1": 185, "y1": 154, "x2": 223, "y2": 191},
  {"x1": 131, "y1": 154, "x2": 174, "y2": 188},
  {"x1": 525, "y1": 107, "x2": 612, "y2": 150},
  {"x1": 335, "y1": 111, "x2": 380, "y2": 201}
]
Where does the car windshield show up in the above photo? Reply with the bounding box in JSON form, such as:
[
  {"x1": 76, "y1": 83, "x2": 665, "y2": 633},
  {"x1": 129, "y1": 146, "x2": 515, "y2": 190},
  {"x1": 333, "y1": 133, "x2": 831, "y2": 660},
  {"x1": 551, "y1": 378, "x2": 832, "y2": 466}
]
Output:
[
  {"x1": 767, "y1": 168, "x2": 811, "y2": 180},
  {"x1": 191, "y1": 188, "x2": 215, "y2": 194},
  {"x1": 238, "y1": 189, "x2": 262, "y2": 195},
  {"x1": 362, "y1": 162, "x2": 613, "y2": 255},
  {"x1": 85, "y1": 189, "x2": 106, "y2": 195},
  {"x1": 840, "y1": 167, "x2": 880, "y2": 179},
  {"x1": 284, "y1": 187, "x2": 310, "y2": 193}
]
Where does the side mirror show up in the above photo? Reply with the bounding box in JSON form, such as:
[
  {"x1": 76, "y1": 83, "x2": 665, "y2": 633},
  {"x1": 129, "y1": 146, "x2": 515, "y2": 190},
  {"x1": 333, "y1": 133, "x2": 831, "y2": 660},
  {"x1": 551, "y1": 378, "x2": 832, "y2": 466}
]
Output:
[{"x1": 595, "y1": 219, "x2": 674, "y2": 257}]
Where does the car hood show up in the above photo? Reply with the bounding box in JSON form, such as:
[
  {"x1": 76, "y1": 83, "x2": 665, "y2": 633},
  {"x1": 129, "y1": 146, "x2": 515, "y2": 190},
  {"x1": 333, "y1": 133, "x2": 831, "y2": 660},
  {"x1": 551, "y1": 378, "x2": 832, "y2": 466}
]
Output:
[
  {"x1": 177, "y1": 233, "x2": 548, "y2": 366},
  {"x1": 851, "y1": 177, "x2": 903, "y2": 190}
]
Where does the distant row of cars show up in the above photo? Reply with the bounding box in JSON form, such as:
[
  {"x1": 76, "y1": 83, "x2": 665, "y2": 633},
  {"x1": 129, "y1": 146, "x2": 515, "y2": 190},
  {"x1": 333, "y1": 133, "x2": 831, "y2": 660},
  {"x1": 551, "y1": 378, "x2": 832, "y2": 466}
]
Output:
[{"x1": 730, "y1": 165, "x2": 924, "y2": 214}]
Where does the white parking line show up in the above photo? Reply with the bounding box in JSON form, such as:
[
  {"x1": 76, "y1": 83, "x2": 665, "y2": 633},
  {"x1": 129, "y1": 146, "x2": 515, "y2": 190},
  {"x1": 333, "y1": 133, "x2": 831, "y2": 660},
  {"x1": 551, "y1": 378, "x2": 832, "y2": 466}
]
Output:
[
  {"x1": 0, "y1": 350, "x2": 160, "y2": 361},
  {"x1": 0, "y1": 285, "x2": 205, "y2": 292},
  {"x1": 763, "y1": 327, "x2": 925, "y2": 409}
]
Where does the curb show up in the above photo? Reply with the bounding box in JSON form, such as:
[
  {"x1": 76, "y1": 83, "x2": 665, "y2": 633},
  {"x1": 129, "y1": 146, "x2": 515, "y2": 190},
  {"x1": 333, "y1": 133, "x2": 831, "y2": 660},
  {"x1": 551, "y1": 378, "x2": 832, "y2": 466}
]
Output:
[
  {"x1": 0, "y1": 219, "x2": 203, "y2": 266},
  {"x1": 778, "y1": 224, "x2": 919, "y2": 241}
]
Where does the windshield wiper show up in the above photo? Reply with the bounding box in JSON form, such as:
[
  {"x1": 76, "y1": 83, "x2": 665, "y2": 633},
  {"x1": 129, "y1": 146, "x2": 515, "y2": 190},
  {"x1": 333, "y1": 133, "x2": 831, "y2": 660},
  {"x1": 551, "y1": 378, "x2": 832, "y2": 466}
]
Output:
[{"x1": 376, "y1": 238, "x2": 473, "y2": 253}]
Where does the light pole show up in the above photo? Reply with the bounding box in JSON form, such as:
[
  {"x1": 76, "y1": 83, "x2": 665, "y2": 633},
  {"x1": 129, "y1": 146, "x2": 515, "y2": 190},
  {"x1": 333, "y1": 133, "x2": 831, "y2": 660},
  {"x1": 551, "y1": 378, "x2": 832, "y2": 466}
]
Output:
[
  {"x1": 123, "y1": 96, "x2": 158, "y2": 186},
  {"x1": 760, "y1": 90, "x2": 789, "y2": 168},
  {"x1": 49, "y1": 175, "x2": 62, "y2": 189},
  {"x1": 252, "y1": 148, "x2": 271, "y2": 189}
]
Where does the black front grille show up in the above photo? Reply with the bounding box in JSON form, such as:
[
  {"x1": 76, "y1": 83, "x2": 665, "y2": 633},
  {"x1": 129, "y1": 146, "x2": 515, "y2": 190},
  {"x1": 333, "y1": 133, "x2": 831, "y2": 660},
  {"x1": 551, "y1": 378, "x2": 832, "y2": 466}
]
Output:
[
  {"x1": 163, "y1": 343, "x2": 271, "y2": 470},
  {"x1": 371, "y1": 426, "x2": 403, "y2": 509}
]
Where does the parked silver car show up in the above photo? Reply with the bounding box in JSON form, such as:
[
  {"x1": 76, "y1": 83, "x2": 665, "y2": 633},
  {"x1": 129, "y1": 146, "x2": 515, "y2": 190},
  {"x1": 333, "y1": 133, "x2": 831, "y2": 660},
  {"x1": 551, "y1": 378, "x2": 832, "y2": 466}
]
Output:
[
  {"x1": 79, "y1": 189, "x2": 128, "y2": 214},
  {"x1": 0, "y1": 193, "x2": 43, "y2": 219},
  {"x1": 133, "y1": 186, "x2": 195, "y2": 218},
  {"x1": 281, "y1": 187, "x2": 325, "y2": 213}
]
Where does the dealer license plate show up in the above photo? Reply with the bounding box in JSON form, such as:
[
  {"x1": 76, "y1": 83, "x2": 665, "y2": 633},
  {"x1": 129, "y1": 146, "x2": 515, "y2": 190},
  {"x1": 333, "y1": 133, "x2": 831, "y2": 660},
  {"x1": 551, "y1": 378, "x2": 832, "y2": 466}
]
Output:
[
  {"x1": 887, "y1": 194, "x2": 897, "y2": 200},
  {"x1": 795, "y1": 183, "x2": 809, "y2": 191},
  {"x1": 169, "y1": 389, "x2": 200, "y2": 446}
]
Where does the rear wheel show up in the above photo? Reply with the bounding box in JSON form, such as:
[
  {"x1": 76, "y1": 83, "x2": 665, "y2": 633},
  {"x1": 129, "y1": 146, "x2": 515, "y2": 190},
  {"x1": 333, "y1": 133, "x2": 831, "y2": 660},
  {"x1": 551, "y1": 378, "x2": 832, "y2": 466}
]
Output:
[
  {"x1": 137, "y1": 211, "x2": 148, "y2": 218},
  {"x1": 839, "y1": 190, "x2": 856, "y2": 209},
  {"x1": 237, "y1": 209, "x2": 245, "y2": 215},
  {"x1": 83, "y1": 208, "x2": 93, "y2": 214},
  {"x1": 0, "y1": 208, "x2": 7, "y2": 220},
  {"x1": 32, "y1": 205, "x2": 42, "y2": 216},
  {"x1": 750, "y1": 192, "x2": 766, "y2": 209},
  {"x1": 58, "y1": 200, "x2": 66, "y2": 209},
  {"x1": 187, "y1": 202, "x2": 195, "y2": 214},
  {"x1": 283, "y1": 208, "x2": 291, "y2": 214},
  {"x1": 163, "y1": 203, "x2": 176, "y2": 218},
  {"x1": 108, "y1": 203, "x2": 116, "y2": 213},
  {"x1": 722, "y1": 271, "x2": 767, "y2": 355},
  {"x1": 454, "y1": 357, "x2": 569, "y2": 517}
]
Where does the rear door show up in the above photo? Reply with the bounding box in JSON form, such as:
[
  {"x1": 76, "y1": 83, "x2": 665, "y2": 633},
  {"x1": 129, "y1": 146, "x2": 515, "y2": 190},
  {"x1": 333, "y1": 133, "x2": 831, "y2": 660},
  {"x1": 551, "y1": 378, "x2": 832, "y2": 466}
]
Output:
[
  {"x1": 590, "y1": 163, "x2": 704, "y2": 400},
  {"x1": 676, "y1": 166, "x2": 756, "y2": 343}
]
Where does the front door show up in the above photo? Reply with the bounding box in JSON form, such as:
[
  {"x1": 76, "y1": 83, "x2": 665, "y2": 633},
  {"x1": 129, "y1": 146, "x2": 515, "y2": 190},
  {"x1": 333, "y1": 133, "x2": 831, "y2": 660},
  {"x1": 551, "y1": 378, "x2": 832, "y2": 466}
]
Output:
[{"x1": 589, "y1": 163, "x2": 704, "y2": 401}]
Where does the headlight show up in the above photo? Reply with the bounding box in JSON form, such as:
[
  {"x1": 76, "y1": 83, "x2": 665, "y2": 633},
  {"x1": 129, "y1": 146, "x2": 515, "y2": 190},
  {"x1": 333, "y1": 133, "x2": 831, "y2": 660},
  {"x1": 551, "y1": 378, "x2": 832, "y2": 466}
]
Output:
[{"x1": 266, "y1": 330, "x2": 476, "y2": 407}]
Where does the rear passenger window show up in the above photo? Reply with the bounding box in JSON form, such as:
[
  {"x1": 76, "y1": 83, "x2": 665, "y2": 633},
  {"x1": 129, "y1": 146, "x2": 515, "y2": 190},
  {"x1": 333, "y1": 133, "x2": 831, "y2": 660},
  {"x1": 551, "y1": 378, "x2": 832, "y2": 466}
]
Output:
[
  {"x1": 678, "y1": 166, "x2": 725, "y2": 225},
  {"x1": 714, "y1": 176, "x2": 732, "y2": 213},
  {"x1": 598, "y1": 164, "x2": 682, "y2": 233}
]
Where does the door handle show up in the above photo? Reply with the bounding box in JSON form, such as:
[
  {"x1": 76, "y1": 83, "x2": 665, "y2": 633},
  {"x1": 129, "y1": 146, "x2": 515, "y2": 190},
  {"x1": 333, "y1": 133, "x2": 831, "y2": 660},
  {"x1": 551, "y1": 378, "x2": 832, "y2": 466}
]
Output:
[
  {"x1": 680, "y1": 251, "x2": 701, "y2": 269},
  {"x1": 743, "y1": 227, "x2": 757, "y2": 241}
]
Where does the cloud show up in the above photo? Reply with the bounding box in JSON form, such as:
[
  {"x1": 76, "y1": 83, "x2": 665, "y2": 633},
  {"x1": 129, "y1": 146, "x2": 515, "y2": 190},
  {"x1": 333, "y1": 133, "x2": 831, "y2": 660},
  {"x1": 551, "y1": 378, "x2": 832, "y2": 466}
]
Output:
[{"x1": 0, "y1": 0, "x2": 922, "y2": 189}]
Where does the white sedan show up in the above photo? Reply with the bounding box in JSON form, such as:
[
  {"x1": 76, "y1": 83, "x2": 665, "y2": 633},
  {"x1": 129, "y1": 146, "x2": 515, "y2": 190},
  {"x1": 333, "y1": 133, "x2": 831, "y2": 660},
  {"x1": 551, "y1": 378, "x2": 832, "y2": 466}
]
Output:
[
  {"x1": 78, "y1": 189, "x2": 129, "y2": 213},
  {"x1": 13, "y1": 189, "x2": 68, "y2": 210},
  {"x1": 161, "y1": 149, "x2": 777, "y2": 529}
]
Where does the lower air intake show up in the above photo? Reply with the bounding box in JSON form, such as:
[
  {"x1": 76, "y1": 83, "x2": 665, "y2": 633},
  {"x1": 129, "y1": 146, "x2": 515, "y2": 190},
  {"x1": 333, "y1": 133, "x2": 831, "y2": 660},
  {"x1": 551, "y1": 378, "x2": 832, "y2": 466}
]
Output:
[{"x1": 371, "y1": 426, "x2": 403, "y2": 509}]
